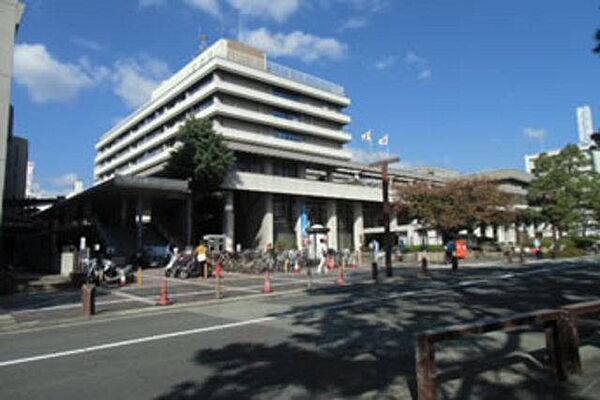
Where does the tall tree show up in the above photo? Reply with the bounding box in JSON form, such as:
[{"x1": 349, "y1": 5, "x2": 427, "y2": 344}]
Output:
[
  {"x1": 527, "y1": 144, "x2": 591, "y2": 250},
  {"x1": 164, "y1": 117, "x2": 235, "y2": 193},
  {"x1": 395, "y1": 178, "x2": 516, "y2": 242}
]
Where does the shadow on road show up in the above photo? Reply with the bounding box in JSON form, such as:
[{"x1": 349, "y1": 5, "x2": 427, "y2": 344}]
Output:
[{"x1": 154, "y1": 261, "x2": 600, "y2": 399}]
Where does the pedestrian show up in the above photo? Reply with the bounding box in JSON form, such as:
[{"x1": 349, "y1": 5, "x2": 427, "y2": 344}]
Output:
[
  {"x1": 316, "y1": 238, "x2": 328, "y2": 274},
  {"x1": 533, "y1": 236, "x2": 542, "y2": 259},
  {"x1": 195, "y1": 240, "x2": 208, "y2": 275}
]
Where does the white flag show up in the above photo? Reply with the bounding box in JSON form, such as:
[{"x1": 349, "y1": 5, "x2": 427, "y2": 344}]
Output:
[
  {"x1": 361, "y1": 130, "x2": 373, "y2": 142},
  {"x1": 378, "y1": 134, "x2": 389, "y2": 146}
]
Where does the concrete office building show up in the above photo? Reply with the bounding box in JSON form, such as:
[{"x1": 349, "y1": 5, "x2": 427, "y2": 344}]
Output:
[
  {"x1": 92, "y1": 39, "x2": 463, "y2": 254},
  {"x1": 577, "y1": 105, "x2": 595, "y2": 146},
  {"x1": 4, "y1": 133, "x2": 28, "y2": 200},
  {"x1": 525, "y1": 106, "x2": 599, "y2": 175},
  {"x1": 0, "y1": 0, "x2": 25, "y2": 225}
]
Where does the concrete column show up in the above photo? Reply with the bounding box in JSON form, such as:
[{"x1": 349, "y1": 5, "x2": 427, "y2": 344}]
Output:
[
  {"x1": 326, "y1": 200, "x2": 338, "y2": 251},
  {"x1": 257, "y1": 193, "x2": 274, "y2": 250},
  {"x1": 353, "y1": 202, "x2": 364, "y2": 252},
  {"x1": 120, "y1": 198, "x2": 128, "y2": 227},
  {"x1": 185, "y1": 195, "x2": 192, "y2": 246},
  {"x1": 223, "y1": 191, "x2": 235, "y2": 252}
]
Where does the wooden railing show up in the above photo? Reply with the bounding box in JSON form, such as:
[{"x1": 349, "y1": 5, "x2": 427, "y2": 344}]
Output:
[{"x1": 415, "y1": 300, "x2": 600, "y2": 400}]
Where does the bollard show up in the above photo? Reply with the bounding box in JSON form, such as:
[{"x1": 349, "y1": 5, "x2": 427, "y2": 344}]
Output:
[
  {"x1": 81, "y1": 283, "x2": 96, "y2": 316},
  {"x1": 371, "y1": 262, "x2": 378, "y2": 282},
  {"x1": 451, "y1": 256, "x2": 458, "y2": 271},
  {"x1": 307, "y1": 267, "x2": 313, "y2": 290},
  {"x1": 203, "y1": 263, "x2": 209, "y2": 280},
  {"x1": 137, "y1": 267, "x2": 143, "y2": 287},
  {"x1": 421, "y1": 256, "x2": 428, "y2": 275},
  {"x1": 215, "y1": 263, "x2": 224, "y2": 299}
]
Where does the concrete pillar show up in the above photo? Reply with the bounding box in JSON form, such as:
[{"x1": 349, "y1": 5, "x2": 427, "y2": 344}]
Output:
[
  {"x1": 326, "y1": 200, "x2": 338, "y2": 251},
  {"x1": 353, "y1": 202, "x2": 364, "y2": 252},
  {"x1": 257, "y1": 193, "x2": 274, "y2": 250},
  {"x1": 185, "y1": 195, "x2": 192, "y2": 246},
  {"x1": 120, "y1": 198, "x2": 128, "y2": 227},
  {"x1": 223, "y1": 191, "x2": 235, "y2": 252}
]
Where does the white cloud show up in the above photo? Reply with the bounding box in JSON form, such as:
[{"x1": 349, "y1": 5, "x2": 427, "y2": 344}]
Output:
[
  {"x1": 405, "y1": 51, "x2": 432, "y2": 80},
  {"x1": 179, "y1": 0, "x2": 299, "y2": 22},
  {"x1": 228, "y1": 0, "x2": 299, "y2": 22},
  {"x1": 139, "y1": 0, "x2": 167, "y2": 7},
  {"x1": 29, "y1": 172, "x2": 82, "y2": 198},
  {"x1": 13, "y1": 43, "x2": 98, "y2": 103},
  {"x1": 418, "y1": 68, "x2": 432, "y2": 80},
  {"x1": 71, "y1": 37, "x2": 104, "y2": 52},
  {"x1": 339, "y1": 17, "x2": 368, "y2": 31},
  {"x1": 374, "y1": 55, "x2": 396, "y2": 70},
  {"x1": 240, "y1": 28, "x2": 347, "y2": 63},
  {"x1": 183, "y1": 0, "x2": 220, "y2": 16},
  {"x1": 524, "y1": 127, "x2": 547, "y2": 141},
  {"x1": 112, "y1": 56, "x2": 171, "y2": 109},
  {"x1": 49, "y1": 173, "x2": 79, "y2": 187}
]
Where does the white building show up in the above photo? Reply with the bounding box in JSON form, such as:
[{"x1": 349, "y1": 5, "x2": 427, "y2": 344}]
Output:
[
  {"x1": 577, "y1": 105, "x2": 595, "y2": 146},
  {"x1": 92, "y1": 39, "x2": 458, "y2": 253},
  {"x1": 0, "y1": 0, "x2": 25, "y2": 225}
]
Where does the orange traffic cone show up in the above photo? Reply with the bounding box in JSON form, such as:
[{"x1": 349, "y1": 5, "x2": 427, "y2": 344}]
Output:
[
  {"x1": 263, "y1": 270, "x2": 273, "y2": 294},
  {"x1": 157, "y1": 278, "x2": 170, "y2": 306},
  {"x1": 336, "y1": 266, "x2": 346, "y2": 286}
]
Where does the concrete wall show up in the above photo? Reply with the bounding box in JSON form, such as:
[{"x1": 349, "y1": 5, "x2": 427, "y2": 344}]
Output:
[{"x1": 0, "y1": 0, "x2": 24, "y2": 224}]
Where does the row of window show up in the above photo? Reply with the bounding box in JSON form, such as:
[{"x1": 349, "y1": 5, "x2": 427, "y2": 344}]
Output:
[
  {"x1": 98, "y1": 75, "x2": 214, "y2": 156},
  {"x1": 96, "y1": 98, "x2": 214, "y2": 171}
]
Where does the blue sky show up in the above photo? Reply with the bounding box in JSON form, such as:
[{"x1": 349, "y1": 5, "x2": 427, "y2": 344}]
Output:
[{"x1": 11, "y1": 0, "x2": 600, "y2": 194}]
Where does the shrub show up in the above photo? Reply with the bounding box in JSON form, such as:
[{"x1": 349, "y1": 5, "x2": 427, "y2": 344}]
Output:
[{"x1": 274, "y1": 238, "x2": 296, "y2": 252}]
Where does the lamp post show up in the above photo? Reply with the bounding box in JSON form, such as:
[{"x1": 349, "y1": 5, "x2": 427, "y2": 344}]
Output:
[{"x1": 369, "y1": 156, "x2": 400, "y2": 278}]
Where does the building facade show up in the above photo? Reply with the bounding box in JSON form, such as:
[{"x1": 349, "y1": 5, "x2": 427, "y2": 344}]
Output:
[
  {"x1": 0, "y1": 0, "x2": 25, "y2": 225},
  {"x1": 93, "y1": 39, "x2": 452, "y2": 253},
  {"x1": 577, "y1": 105, "x2": 595, "y2": 146}
]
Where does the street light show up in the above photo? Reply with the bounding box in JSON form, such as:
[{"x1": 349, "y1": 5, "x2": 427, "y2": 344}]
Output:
[{"x1": 369, "y1": 156, "x2": 400, "y2": 278}]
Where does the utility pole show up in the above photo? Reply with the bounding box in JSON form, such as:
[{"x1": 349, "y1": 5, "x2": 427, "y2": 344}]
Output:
[{"x1": 370, "y1": 156, "x2": 400, "y2": 277}]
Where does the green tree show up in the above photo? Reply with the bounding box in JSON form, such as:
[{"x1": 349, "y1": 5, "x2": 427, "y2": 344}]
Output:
[
  {"x1": 527, "y1": 144, "x2": 591, "y2": 252},
  {"x1": 395, "y1": 178, "x2": 516, "y2": 242},
  {"x1": 164, "y1": 117, "x2": 235, "y2": 192},
  {"x1": 588, "y1": 173, "x2": 600, "y2": 230}
]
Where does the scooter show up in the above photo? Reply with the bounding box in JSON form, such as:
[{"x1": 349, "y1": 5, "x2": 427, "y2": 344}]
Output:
[
  {"x1": 164, "y1": 248, "x2": 180, "y2": 277},
  {"x1": 102, "y1": 261, "x2": 134, "y2": 285}
]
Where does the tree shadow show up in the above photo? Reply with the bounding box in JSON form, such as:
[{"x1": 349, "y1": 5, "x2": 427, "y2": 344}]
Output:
[{"x1": 155, "y1": 261, "x2": 600, "y2": 399}]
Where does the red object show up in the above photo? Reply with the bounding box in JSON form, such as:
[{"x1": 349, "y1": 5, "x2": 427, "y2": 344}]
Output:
[
  {"x1": 456, "y1": 240, "x2": 469, "y2": 259},
  {"x1": 263, "y1": 271, "x2": 273, "y2": 294},
  {"x1": 336, "y1": 268, "x2": 346, "y2": 286},
  {"x1": 157, "y1": 278, "x2": 170, "y2": 306},
  {"x1": 326, "y1": 256, "x2": 336, "y2": 270},
  {"x1": 215, "y1": 263, "x2": 224, "y2": 278}
]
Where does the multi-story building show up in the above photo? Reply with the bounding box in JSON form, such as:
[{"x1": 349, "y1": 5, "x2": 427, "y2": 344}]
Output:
[
  {"x1": 525, "y1": 106, "x2": 600, "y2": 174},
  {"x1": 0, "y1": 0, "x2": 25, "y2": 225},
  {"x1": 92, "y1": 39, "x2": 452, "y2": 253},
  {"x1": 577, "y1": 105, "x2": 595, "y2": 146}
]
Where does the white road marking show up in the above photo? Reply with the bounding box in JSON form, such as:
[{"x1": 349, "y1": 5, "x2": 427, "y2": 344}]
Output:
[
  {"x1": 0, "y1": 317, "x2": 275, "y2": 368},
  {"x1": 111, "y1": 290, "x2": 156, "y2": 305}
]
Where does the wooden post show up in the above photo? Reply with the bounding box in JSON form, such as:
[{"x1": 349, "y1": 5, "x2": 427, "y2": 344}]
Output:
[{"x1": 416, "y1": 335, "x2": 437, "y2": 400}]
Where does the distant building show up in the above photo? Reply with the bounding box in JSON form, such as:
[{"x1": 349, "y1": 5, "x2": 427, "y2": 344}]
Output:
[
  {"x1": 4, "y1": 134, "x2": 28, "y2": 200},
  {"x1": 0, "y1": 0, "x2": 25, "y2": 225},
  {"x1": 525, "y1": 106, "x2": 600, "y2": 174},
  {"x1": 577, "y1": 105, "x2": 595, "y2": 146},
  {"x1": 25, "y1": 161, "x2": 34, "y2": 198}
]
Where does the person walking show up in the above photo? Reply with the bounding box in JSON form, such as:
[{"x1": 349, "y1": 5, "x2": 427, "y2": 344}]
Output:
[{"x1": 316, "y1": 238, "x2": 328, "y2": 274}]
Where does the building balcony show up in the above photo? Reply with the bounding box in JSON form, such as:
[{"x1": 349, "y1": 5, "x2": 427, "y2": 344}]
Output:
[{"x1": 222, "y1": 171, "x2": 381, "y2": 202}]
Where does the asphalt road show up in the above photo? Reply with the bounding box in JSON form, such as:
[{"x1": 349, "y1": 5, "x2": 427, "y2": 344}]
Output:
[{"x1": 1, "y1": 258, "x2": 599, "y2": 399}]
